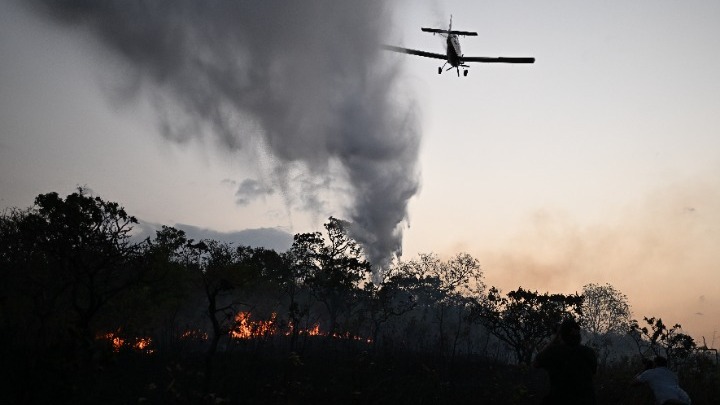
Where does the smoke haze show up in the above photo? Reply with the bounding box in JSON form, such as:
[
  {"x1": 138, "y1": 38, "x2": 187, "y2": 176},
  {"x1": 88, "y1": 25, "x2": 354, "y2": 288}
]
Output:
[
  {"x1": 477, "y1": 172, "x2": 720, "y2": 341},
  {"x1": 27, "y1": 0, "x2": 420, "y2": 269}
]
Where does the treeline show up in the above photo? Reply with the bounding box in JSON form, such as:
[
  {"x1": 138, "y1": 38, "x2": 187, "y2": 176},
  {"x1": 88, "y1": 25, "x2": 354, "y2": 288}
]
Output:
[{"x1": 0, "y1": 188, "x2": 714, "y2": 404}]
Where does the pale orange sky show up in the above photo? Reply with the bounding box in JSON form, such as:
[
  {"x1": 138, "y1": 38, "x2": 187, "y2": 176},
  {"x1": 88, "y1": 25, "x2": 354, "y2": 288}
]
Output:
[{"x1": 416, "y1": 171, "x2": 720, "y2": 344}]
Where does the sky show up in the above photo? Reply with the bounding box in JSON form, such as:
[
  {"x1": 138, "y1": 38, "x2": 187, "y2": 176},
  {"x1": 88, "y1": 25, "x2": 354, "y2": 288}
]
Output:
[{"x1": 1, "y1": 0, "x2": 719, "y2": 344}]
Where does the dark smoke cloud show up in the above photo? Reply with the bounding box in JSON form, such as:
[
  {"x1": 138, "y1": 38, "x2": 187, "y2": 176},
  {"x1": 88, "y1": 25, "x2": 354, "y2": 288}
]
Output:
[
  {"x1": 234, "y1": 178, "x2": 274, "y2": 206},
  {"x1": 28, "y1": 0, "x2": 421, "y2": 269}
]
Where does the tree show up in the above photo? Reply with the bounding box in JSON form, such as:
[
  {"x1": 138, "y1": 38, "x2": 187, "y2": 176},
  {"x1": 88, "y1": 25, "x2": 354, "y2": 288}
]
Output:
[
  {"x1": 472, "y1": 287, "x2": 583, "y2": 364},
  {"x1": 0, "y1": 189, "x2": 146, "y2": 404},
  {"x1": 202, "y1": 244, "x2": 250, "y2": 346},
  {"x1": 629, "y1": 316, "x2": 696, "y2": 367},
  {"x1": 435, "y1": 253, "x2": 485, "y2": 359},
  {"x1": 581, "y1": 283, "x2": 632, "y2": 364},
  {"x1": 291, "y1": 217, "x2": 371, "y2": 335},
  {"x1": 582, "y1": 283, "x2": 631, "y2": 336},
  {"x1": 263, "y1": 247, "x2": 313, "y2": 351},
  {"x1": 362, "y1": 271, "x2": 417, "y2": 351},
  {"x1": 0, "y1": 188, "x2": 140, "y2": 352},
  {"x1": 177, "y1": 238, "x2": 264, "y2": 392},
  {"x1": 391, "y1": 252, "x2": 485, "y2": 357},
  {"x1": 114, "y1": 226, "x2": 196, "y2": 354}
]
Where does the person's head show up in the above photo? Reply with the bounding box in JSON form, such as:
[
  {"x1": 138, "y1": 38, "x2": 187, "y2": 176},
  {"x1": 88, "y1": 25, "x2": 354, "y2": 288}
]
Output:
[
  {"x1": 559, "y1": 318, "x2": 582, "y2": 346},
  {"x1": 642, "y1": 357, "x2": 655, "y2": 370},
  {"x1": 653, "y1": 356, "x2": 668, "y2": 367}
]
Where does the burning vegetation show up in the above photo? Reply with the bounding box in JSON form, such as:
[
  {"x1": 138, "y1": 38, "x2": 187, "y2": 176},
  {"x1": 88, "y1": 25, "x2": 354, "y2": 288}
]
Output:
[
  {"x1": 230, "y1": 312, "x2": 371, "y2": 342},
  {"x1": 230, "y1": 312, "x2": 279, "y2": 340},
  {"x1": 98, "y1": 311, "x2": 370, "y2": 353},
  {"x1": 97, "y1": 331, "x2": 154, "y2": 354}
]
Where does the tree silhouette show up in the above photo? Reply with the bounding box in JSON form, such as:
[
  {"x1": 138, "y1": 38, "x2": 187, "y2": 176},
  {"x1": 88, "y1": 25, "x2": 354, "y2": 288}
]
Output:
[
  {"x1": 389, "y1": 252, "x2": 485, "y2": 356},
  {"x1": 582, "y1": 283, "x2": 632, "y2": 337},
  {"x1": 0, "y1": 188, "x2": 140, "y2": 352},
  {"x1": 292, "y1": 217, "x2": 371, "y2": 335},
  {"x1": 185, "y1": 240, "x2": 261, "y2": 391},
  {"x1": 472, "y1": 287, "x2": 583, "y2": 364},
  {"x1": 0, "y1": 189, "x2": 147, "y2": 402},
  {"x1": 629, "y1": 316, "x2": 696, "y2": 367},
  {"x1": 581, "y1": 283, "x2": 632, "y2": 366},
  {"x1": 106, "y1": 226, "x2": 195, "y2": 352},
  {"x1": 362, "y1": 272, "x2": 417, "y2": 351}
]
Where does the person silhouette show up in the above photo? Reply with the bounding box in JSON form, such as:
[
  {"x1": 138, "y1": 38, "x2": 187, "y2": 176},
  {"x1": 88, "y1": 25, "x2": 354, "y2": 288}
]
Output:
[
  {"x1": 633, "y1": 356, "x2": 691, "y2": 405},
  {"x1": 533, "y1": 318, "x2": 598, "y2": 405}
]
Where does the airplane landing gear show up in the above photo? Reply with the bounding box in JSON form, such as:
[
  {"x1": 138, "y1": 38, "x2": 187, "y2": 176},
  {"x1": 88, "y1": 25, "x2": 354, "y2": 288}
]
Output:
[
  {"x1": 439, "y1": 61, "x2": 449, "y2": 74},
  {"x1": 463, "y1": 70, "x2": 468, "y2": 76}
]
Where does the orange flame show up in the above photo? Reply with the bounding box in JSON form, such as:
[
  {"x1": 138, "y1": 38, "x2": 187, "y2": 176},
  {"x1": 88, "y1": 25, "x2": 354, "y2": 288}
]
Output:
[
  {"x1": 307, "y1": 323, "x2": 321, "y2": 336},
  {"x1": 133, "y1": 337, "x2": 154, "y2": 354},
  {"x1": 231, "y1": 313, "x2": 372, "y2": 343},
  {"x1": 98, "y1": 312, "x2": 372, "y2": 353},
  {"x1": 181, "y1": 329, "x2": 208, "y2": 341},
  {"x1": 230, "y1": 312, "x2": 278, "y2": 339},
  {"x1": 97, "y1": 331, "x2": 154, "y2": 353},
  {"x1": 286, "y1": 321, "x2": 321, "y2": 336}
]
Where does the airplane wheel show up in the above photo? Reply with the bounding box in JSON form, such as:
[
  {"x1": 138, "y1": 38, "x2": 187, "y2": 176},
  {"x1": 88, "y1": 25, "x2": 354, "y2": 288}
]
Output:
[
  {"x1": 438, "y1": 67, "x2": 442, "y2": 74},
  {"x1": 463, "y1": 70, "x2": 468, "y2": 77}
]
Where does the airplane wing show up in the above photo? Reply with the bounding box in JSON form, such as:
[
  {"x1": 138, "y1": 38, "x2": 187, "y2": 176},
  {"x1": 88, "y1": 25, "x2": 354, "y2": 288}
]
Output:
[
  {"x1": 421, "y1": 28, "x2": 478, "y2": 36},
  {"x1": 381, "y1": 45, "x2": 446, "y2": 60},
  {"x1": 463, "y1": 56, "x2": 535, "y2": 64}
]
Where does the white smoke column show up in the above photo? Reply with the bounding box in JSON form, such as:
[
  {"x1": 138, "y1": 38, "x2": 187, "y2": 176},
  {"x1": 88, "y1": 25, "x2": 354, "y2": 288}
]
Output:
[{"x1": 29, "y1": 0, "x2": 421, "y2": 270}]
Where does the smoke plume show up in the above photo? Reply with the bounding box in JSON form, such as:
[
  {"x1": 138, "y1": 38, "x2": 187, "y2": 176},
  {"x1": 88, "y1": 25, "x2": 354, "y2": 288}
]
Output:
[{"x1": 28, "y1": 0, "x2": 421, "y2": 269}]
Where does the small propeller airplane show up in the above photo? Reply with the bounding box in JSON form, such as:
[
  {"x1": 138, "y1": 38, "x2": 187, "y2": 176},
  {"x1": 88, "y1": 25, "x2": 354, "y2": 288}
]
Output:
[{"x1": 382, "y1": 16, "x2": 535, "y2": 77}]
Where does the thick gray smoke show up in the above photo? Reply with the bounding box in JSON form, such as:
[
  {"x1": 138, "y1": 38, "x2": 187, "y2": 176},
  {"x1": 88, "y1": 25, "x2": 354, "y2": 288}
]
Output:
[{"x1": 29, "y1": 0, "x2": 421, "y2": 269}]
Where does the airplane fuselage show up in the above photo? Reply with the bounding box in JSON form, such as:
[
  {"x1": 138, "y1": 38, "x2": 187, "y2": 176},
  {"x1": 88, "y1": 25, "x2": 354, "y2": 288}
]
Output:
[{"x1": 447, "y1": 34, "x2": 462, "y2": 67}]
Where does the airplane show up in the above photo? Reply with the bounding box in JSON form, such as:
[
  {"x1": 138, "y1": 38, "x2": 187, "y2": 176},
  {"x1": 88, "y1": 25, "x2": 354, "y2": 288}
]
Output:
[{"x1": 382, "y1": 15, "x2": 535, "y2": 77}]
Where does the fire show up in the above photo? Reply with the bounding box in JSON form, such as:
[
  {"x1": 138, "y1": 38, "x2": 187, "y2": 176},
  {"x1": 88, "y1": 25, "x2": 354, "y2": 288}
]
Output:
[
  {"x1": 306, "y1": 323, "x2": 321, "y2": 336},
  {"x1": 97, "y1": 331, "x2": 154, "y2": 353},
  {"x1": 287, "y1": 321, "x2": 321, "y2": 336},
  {"x1": 97, "y1": 332, "x2": 125, "y2": 352},
  {"x1": 132, "y1": 337, "x2": 154, "y2": 354},
  {"x1": 98, "y1": 312, "x2": 372, "y2": 352},
  {"x1": 230, "y1": 312, "x2": 372, "y2": 343},
  {"x1": 181, "y1": 329, "x2": 208, "y2": 341},
  {"x1": 230, "y1": 312, "x2": 278, "y2": 339}
]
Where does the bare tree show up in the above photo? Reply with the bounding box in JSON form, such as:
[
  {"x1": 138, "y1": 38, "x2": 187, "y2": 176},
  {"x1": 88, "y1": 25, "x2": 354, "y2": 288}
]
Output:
[
  {"x1": 582, "y1": 283, "x2": 631, "y2": 336},
  {"x1": 392, "y1": 252, "x2": 485, "y2": 357},
  {"x1": 581, "y1": 283, "x2": 632, "y2": 364}
]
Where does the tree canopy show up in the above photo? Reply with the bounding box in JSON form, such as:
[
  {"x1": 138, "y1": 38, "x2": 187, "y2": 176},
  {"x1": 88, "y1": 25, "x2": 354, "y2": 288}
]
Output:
[{"x1": 1, "y1": 189, "x2": 712, "y2": 403}]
